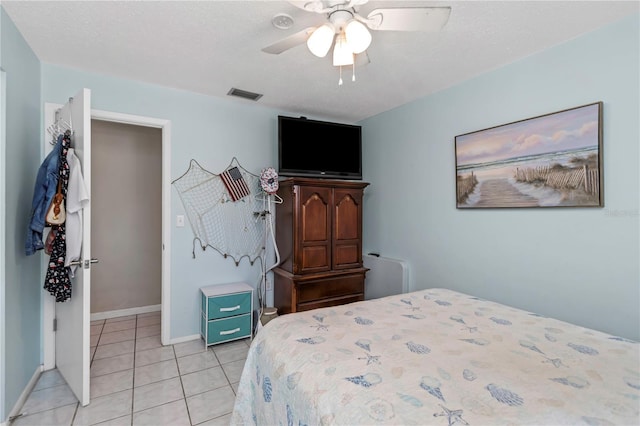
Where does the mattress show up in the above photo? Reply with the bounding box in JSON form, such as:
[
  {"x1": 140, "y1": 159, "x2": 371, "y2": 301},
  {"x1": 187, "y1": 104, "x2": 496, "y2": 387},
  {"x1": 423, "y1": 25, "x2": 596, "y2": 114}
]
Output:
[{"x1": 230, "y1": 288, "x2": 639, "y2": 425}]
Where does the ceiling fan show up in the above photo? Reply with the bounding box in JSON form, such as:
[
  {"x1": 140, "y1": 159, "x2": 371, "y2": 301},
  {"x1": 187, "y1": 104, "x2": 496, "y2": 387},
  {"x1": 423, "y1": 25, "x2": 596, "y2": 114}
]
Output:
[{"x1": 262, "y1": 0, "x2": 451, "y2": 84}]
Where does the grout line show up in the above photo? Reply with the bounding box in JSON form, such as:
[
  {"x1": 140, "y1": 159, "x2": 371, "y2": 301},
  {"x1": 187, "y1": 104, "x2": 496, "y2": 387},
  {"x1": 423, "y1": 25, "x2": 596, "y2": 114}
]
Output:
[
  {"x1": 217, "y1": 358, "x2": 234, "y2": 388},
  {"x1": 94, "y1": 322, "x2": 103, "y2": 348},
  {"x1": 90, "y1": 322, "x2": 104, "y2": 364},
  {"x1": 174, "y1": 344, "x2": 194, "y2": 426},
  {"x1": 84, "y1": 317, "x2": 136, "y2": 422},
  {"x1": 69, "y1": 401, "x2": 80, "y2": 426}
]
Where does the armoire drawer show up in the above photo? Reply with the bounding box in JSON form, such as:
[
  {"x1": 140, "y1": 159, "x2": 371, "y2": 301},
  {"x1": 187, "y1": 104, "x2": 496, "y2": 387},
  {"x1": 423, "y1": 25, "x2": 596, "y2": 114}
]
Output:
[
  {"x1": 297, "y1": 294, "x2": 364, "y2": 312},
  {"x1": 297, "y1": 274, "x2": 364, "y2": 303}
]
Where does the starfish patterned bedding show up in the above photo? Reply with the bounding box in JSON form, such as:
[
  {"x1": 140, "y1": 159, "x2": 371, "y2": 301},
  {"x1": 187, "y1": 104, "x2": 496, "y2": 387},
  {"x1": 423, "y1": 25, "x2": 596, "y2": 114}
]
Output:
[{"x1": 230, "y1": 288, "x2": 639, "y2": 425}]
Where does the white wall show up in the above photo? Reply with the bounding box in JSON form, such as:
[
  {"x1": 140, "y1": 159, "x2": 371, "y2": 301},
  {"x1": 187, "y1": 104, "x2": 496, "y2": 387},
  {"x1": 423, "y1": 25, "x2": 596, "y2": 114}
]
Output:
[{"x1": 360, "y1": 14, "x2": 640, "y2": 341}]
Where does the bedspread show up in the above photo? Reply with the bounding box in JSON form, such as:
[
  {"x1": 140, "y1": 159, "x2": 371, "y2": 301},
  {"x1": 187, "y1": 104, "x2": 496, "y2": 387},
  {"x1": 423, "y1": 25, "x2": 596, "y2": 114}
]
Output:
[{"x1": 231, "y1": 288, "x2": 639, "y2": 425}]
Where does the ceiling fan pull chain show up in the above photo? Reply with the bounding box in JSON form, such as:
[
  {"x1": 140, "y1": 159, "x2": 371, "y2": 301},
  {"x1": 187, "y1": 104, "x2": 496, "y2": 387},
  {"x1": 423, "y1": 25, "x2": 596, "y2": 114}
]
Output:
[
  {"x1": 338, "y1": 66, "x2": 343, "y2": 86},
  {"x1": 352, "y1": 62, "x2": 356, "y2": 82}
]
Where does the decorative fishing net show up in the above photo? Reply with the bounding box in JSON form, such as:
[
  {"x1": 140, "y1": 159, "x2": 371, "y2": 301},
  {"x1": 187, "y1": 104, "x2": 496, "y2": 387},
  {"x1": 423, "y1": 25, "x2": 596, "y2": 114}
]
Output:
[{"x1": 172, "y1": 158, "x2": 264, "y2": 265}]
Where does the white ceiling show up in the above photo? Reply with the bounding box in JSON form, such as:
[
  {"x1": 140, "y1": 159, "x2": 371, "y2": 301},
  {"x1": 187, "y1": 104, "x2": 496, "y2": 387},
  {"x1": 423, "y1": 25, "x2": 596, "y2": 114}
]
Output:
[{"x1": 3, "y1": 1, "x2": 638, "y2": 123}]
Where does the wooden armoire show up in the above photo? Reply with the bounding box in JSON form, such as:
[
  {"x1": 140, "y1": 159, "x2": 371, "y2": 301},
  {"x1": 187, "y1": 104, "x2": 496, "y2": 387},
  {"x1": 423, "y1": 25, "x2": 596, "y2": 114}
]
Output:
[{"x1": 273, "y1": 177, "x2": 369, "y2": 314}]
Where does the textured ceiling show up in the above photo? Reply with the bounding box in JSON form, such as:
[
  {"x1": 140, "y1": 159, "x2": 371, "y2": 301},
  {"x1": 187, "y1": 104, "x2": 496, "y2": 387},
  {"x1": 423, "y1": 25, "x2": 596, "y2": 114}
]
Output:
[{"x1": 3, "y1": 1, "x2": 638, "y2": 122}]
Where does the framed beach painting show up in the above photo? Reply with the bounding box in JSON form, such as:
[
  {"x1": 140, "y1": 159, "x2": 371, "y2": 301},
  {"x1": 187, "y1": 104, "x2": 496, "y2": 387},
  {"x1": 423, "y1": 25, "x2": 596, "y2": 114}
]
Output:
[{"x1": 455, "y1": 102, "x2": 603, "y2": 209}]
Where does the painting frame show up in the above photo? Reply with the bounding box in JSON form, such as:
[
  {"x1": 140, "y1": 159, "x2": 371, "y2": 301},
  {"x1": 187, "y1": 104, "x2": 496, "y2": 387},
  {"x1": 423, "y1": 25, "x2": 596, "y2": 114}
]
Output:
[{"x1": 455, "y1": 102, "x2": 603, "y2": 209}]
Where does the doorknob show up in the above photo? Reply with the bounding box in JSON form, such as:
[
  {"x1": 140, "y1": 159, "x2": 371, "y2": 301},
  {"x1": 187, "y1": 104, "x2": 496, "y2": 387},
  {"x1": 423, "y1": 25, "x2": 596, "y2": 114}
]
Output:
[
  {"x1": 84, "y1": 258, "x2": 98, "y2": 269},
  {"x1": 84, "y1": 258, "x2": 99, "y2": 269},
  {"x1": 68, "y1": 258, "x2": 98, "y2": 268}
]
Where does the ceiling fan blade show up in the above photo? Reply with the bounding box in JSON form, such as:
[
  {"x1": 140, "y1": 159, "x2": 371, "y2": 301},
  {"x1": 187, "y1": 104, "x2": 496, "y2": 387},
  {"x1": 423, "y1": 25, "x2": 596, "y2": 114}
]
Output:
[
  {"x1": 365, "y1": 7, "x2": 451, "y2": 32},
  {"x1": 355, "y1": 51, "x2": 370, "y2": 67},
  {"x1": 262, "y1": 27, "x2": 316, "y2": 54}
]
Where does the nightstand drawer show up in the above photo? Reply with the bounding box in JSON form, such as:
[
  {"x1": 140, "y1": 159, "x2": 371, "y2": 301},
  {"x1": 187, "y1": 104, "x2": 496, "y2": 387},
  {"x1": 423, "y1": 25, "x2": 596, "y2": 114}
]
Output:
[
  {"x1": 207, "y1": 292, "x2": 251, "y2": 320},
  {"x1": 206, "y1": 314, "x2": 251, "y2": 345}
]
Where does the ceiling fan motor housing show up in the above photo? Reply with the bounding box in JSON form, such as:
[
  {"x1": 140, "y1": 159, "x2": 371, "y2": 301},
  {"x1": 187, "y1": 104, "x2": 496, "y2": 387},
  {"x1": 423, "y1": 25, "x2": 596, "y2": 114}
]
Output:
[{"x1": 328, "y1": 9, "x2": 354, "y2": 32}]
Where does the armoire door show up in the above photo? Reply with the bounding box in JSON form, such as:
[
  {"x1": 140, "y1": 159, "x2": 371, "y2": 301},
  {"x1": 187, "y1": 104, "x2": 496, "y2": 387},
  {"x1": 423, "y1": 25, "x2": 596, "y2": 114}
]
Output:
[
  {"x1": 53, "y1": 88, "x2": 92, "y2": 406},
  {"x1": 296, "y1": 185, "x2": 331, "y2": 274},
  {"x1": 332, "y1": 187, "x2": 364, "y2": 270}
]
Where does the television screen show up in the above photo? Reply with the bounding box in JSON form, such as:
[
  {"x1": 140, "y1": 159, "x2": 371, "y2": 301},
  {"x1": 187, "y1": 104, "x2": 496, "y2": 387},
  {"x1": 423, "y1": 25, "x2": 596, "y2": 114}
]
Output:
[{"x1": 278, "y1": 115, "x2": 362, "y2": 180}]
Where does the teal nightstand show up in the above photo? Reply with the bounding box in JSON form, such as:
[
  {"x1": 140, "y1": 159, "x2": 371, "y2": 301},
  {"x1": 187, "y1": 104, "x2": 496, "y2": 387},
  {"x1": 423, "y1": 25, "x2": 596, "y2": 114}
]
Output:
[{"x1": 200, "y1": 282, "x2": 253, "y2": 347}]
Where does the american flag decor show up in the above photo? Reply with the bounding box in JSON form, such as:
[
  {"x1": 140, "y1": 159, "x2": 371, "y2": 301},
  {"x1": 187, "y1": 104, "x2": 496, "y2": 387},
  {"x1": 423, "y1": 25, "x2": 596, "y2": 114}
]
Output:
[{"x1": 220, "y1": 166, "x2": 251, "y2": 201}]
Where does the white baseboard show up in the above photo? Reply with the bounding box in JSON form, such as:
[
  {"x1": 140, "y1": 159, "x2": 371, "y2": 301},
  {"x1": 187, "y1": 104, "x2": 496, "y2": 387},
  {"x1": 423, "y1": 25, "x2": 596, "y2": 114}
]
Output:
[
  {"x1": 5, "y1": 365, "x2": 43, "y2": 424},
  {"x1": 91, "y1": 304, "x2": 160, "y2": 321},
  {"x1": 167, "y1": 334, "x2": 200, "y2": 345}
]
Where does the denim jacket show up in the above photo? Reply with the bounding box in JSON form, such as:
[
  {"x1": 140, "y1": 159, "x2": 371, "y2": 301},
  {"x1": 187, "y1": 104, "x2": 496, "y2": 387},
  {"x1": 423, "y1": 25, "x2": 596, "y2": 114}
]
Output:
[{"x1": 25, "y1": 135, "x2": 62, "y2": 255}]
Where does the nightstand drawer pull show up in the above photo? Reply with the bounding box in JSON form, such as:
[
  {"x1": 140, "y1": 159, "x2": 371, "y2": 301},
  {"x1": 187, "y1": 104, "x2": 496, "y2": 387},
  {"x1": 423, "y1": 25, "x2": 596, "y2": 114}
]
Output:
[
  {"x1": 220, "y1": 305, "x2": 240, "y2": 313},
  {"x1": 220, "y1": 328, "x2": 241, "y2": 336}
]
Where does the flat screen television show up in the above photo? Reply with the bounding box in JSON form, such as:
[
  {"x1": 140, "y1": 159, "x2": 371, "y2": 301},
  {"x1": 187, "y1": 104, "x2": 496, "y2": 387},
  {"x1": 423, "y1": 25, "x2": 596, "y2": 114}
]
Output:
[{"x1": 278, "y1": 115, "x2": 362, "y2": 180}]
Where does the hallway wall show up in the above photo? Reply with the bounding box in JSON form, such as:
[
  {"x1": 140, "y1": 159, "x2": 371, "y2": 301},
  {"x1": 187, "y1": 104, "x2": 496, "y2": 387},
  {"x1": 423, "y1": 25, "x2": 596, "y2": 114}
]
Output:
[{"x1": 91, "y1": 120, "x2": 162, "y2": 313}]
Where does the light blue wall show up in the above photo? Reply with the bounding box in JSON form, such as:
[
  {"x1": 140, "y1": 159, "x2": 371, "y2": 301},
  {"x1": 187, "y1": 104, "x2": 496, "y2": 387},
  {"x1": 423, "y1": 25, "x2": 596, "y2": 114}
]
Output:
[
  {"x1": 360, "y1": 14, "x2": 640, "y2": 341},
  {"x1": 0, "y1": 6, "x2": 43, "y2": 421},
  {"x1": 41, "y1": 64, "x2": 290, "y2": 339}
]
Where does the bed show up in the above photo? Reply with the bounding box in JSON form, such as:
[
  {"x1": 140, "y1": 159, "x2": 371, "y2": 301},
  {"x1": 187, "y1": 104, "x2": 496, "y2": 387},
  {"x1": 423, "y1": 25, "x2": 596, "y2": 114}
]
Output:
[{"x1": 230, "y1": 288, "x2": 639, "y2": 425}]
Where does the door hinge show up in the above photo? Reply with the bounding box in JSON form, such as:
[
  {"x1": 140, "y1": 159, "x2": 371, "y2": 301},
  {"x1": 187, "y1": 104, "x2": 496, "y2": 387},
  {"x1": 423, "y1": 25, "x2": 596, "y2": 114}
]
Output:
[{"x1": 53, "y1": 318, "x2": 57, "y2": 332}]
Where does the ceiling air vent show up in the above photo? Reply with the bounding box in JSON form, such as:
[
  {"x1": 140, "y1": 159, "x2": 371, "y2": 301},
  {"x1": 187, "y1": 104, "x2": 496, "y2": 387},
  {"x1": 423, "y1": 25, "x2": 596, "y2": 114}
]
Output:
[{"x1": 227, "y1": 88, "x2": 263, "y2": 101}]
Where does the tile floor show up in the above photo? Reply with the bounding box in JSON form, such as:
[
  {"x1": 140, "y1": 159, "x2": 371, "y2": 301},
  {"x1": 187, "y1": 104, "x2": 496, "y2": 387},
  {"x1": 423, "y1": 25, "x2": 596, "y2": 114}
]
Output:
[{"x1": 13, "y1": 311, "x2": 250, "y2": 426}]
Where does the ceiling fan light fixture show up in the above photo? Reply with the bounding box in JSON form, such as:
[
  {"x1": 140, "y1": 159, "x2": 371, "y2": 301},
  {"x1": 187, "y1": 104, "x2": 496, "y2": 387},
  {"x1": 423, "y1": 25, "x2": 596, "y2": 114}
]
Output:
[
  {"x1": 332, "y1": 32, "x2": 354, "y2": 66},
  {"x1": 344, "y1": 19, "x2": 371, "y2": 54},
  {"x1": 307, "y1": 23, "x2": 335, "y2": 57}
]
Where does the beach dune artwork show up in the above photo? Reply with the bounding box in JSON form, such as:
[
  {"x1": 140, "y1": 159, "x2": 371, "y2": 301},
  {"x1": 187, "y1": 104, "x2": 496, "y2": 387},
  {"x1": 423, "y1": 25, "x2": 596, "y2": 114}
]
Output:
[{"x1": 455, "y1": 102, "x2": 603, "y2": 209}]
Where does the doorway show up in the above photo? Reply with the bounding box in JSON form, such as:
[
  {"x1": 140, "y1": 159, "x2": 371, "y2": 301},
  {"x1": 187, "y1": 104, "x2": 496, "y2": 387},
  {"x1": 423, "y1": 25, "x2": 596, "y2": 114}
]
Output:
[
  {"x1": 43, "y1": 106, "x2": 172, "y2": 374},
  {"x1": 90, "y1": 120, "x2": 162, "y2": 318}
]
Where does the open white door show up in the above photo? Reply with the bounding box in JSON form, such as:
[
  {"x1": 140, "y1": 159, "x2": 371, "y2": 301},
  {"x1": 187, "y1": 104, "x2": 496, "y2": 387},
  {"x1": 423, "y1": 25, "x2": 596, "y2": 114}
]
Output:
[{"x1": 54, "y1": 89, "x2": 92, "y2": 406}]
